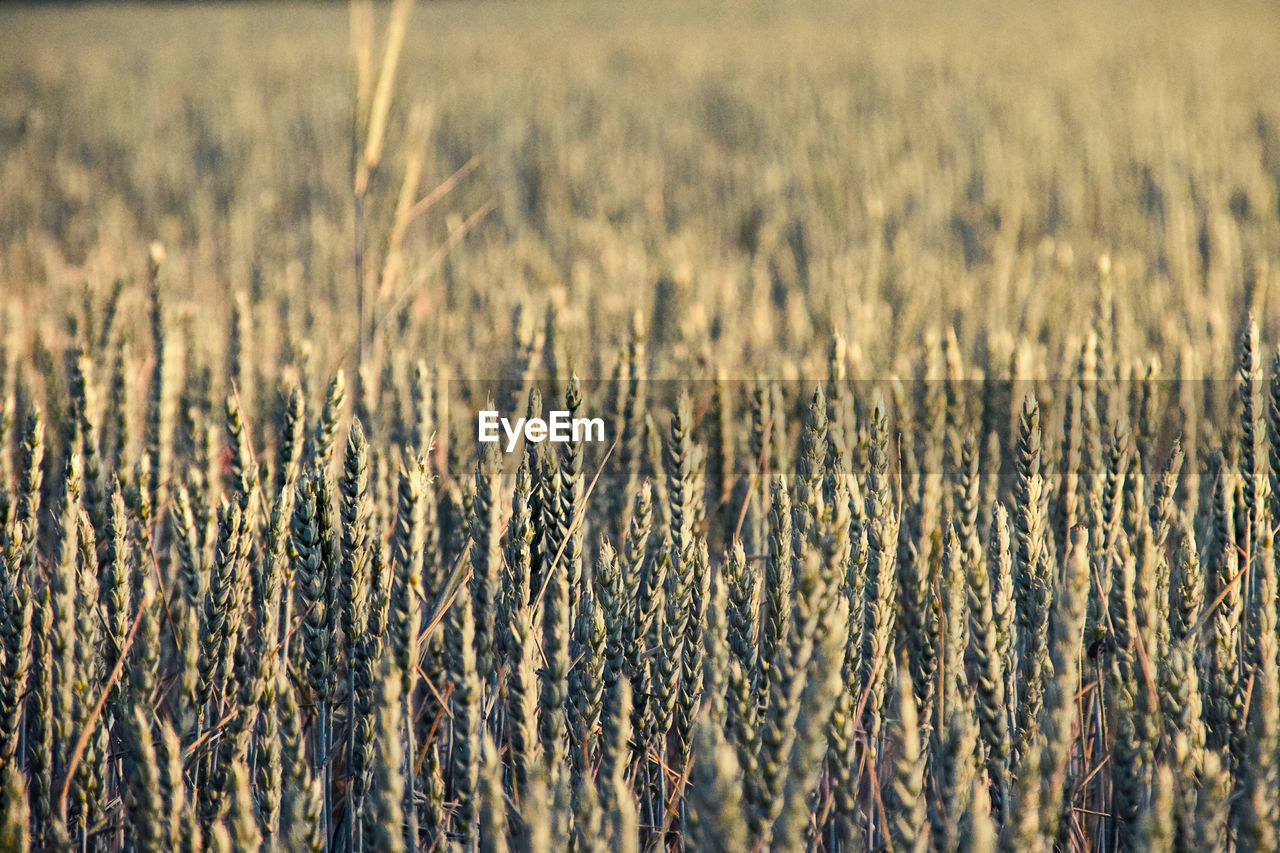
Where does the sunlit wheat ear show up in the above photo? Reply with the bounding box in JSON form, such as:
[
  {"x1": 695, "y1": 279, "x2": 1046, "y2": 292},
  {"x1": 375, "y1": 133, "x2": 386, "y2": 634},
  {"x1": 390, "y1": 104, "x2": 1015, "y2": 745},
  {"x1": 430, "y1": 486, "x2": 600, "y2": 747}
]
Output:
[
  {"x1": 1238, "y1": 527, "x2": 1280, "y2": 851},
  {"x1": 887, "y1": 653, "x2": 929, "y2": 853},
  {"x1": 647, "y1": 531, "x2": 682, "y2": 774},
  {"x1": 449, "y1": 564, "x2": 482, "y2": 843},
  {"x1": 596, "y1": 542, "x2": 628, "y2": 756},
  {"x1": 1148, "y1": 441, "x2": 1182, "y2": 649},
  {"x1": 308, "y1": 371, "x2": 346, "y2": 470},
  {"x1": 705, "y1": 373, "x2": 735, "y2": 541},
  {"x1": 827, "y1": 516, "x2": 866, "y2": 843},
  {"x1": 1011, "y1": 393, "x2": 1048, "y2": 765},
  {"x1": 751, "y1": 526, "x2": 831, "y2": 850},
  {"x1": 1053, "y1": 387, "x2": 1082, "y2": 558},
  {"x1": 570, "y1": 744, "x2": 602, "y2": 853},
  {"x1": 470, "y1": 438, "x2": 503, "y2": 689},
  {"x1": 0, "y1": 568, "x2": 31, "y2": 764},
  {"x1": 273, "y1": 382, "x2": 307, "y2": 497},
  {"x1": 67, "y1": 350, "x2": 105, "y2": 536},
  {"x1": 1205, "y1": 456, "x2": 1242, "y2": 762},
  {"x1": 773, "y1": 594, "x2": 848, "y2": 853},
  {"x1": 1035, "y1": 526, "x2": 1091, "y2": 844},
  {"x1": 699, "y1": 551, "x2": 730, "y2": 734},
  {"x1": 558, "y1": 375, "x2": 585, "y2": 621},
  {"x1": 1169, "y1": 516, "x2": 1202, "y2": 645},
  {"x1": 743, "y1": 380, "x2": 772, "y2": 555},
  {"x1": 70, "y1": 509, "x2": 103, "y2": 825},
  {"x1": 366, "y1": 655, "x2": 406, "y2": 853},
  {"x1": 145, "y1": 257, "x2": 172, "y2": 510},
  {"x1": 961, "y1": 766, "x2": 998, "y2": 853},
  {"x1": 27, "y1": 580, "x2": 54, "y2": 845},
  {"x1": 0, "y1": 759, "x2": 30, "y2": 853},
  {"x1": 124, "y1": 708, "x2": 166, "y2": 851},
  {"x1": 476, "y1": 734, "x2": 507, "y2": 853},
  {"x1": 1138, "y1": 765, "x2": 1175, "y2": 849},
  {"x1": 688, "y1": 718, "x2": 746, "y2": 853},
  {"x1": 421, "y1": 740, "x2": 447, "y2": 847},
  {"x1": 49, "y1": 452, "x2": 80, "y2": 797},
  {"x1": 1106, "y1": 533, "x2": 1153, "y2": 852},
  {"x1": 859, "y1": 400, "x2": 898, "y2": 756},
  {"x1": 674, "y1": 539, "x2": 710, "y2": 766},
  {"x1": 15, "y1": 408, "x2": 43, "y2": 579},
  {"x1": 338, "y1": 418, "x2": 372, "y2": 654},
  {"x1": 1237, "y1": 316, "x2": 1267, "y2": 554},
  {"x1": 970, "y1": 503, "x2": 1011, "y2": 823},
  {"x1": 1164, "y1": 653, "x2": 1206, "y2": 849},
  {"x1": 600, "y1": 680, "x2": 639, "y2": 853},
  {"x1": 570, "y1": 574, "x2": 605, "y2": 768},
  {"x1": 155, "y1": 716, "x2": 188, "y2": 849},
  {"x1": 517, "y1": 764, "x2": 552, "y2": 853},
  {"x1": 761, "y1": 474, "x2": 792, "y2": 708},
  {"x1": 217, "y1": 759, "x2": 258, "y2": 850},
  {"x1": 501, "y1": 454, "x2": 535, "y2": 663},
  {"x1": 1193, "y1": 749, "x2": 1232, "y2": 851},
  {"x1": 506, "y1": 597, "x2": 541, "y2": 814},
  {"x1": 624, "y1": 480, "x2": 655, "y2": 760}
]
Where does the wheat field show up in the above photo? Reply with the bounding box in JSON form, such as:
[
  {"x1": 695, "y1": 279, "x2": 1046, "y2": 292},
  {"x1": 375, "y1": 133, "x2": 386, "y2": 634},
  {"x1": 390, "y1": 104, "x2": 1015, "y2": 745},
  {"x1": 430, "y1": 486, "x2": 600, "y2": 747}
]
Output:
[{"x1": 2, "y1": 0, "x2": 1280, "y2": 850}]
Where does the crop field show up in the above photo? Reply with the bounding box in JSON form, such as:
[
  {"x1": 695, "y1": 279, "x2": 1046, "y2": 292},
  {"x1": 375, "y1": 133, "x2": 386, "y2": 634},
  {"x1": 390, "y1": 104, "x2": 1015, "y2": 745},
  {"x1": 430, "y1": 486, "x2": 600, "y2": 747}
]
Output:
[{"x1": 3, "y1": 0, "x2": 1280, "y2": 850}]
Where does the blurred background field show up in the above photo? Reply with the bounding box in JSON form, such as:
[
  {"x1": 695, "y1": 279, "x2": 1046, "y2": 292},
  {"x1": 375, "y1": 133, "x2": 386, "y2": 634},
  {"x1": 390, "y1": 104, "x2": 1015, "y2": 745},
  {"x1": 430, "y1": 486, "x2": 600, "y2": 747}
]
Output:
[{"x1": 4, "y1": 0, "x2": 1280, "y2": 381}]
